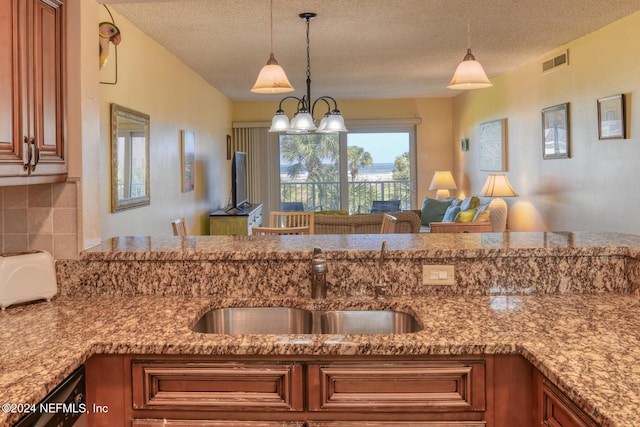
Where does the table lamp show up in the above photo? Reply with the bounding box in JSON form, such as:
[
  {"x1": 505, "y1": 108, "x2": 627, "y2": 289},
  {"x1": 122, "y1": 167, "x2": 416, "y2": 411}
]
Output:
[
  {"x1": 478, "y1": 173, "x2": 518, "y2": 231},
  {"x1": 429, "y1": 171, "x2": 457, "y2": 200}
]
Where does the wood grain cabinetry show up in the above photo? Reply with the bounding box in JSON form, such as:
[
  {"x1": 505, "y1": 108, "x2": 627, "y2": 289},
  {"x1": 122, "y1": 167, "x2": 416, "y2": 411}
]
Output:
[
  {"x1": 0, "y1": 0, "x2": 66, "y2": 185},
  {"x1": 533, "y1": 370, "x2": 598, "y2": 427},
  {"x1": 86, "y1": 354, "x2": 599, "y2": 427},
  {"x1": 209, "y1": 203, "x2": 262, "y2": 235}
]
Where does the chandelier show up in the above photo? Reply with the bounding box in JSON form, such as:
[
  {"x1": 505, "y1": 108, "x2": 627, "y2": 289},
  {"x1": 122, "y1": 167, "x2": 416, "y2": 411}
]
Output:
[{"x1": 266, "y1": 12, "x2": 347, "y2": 134}]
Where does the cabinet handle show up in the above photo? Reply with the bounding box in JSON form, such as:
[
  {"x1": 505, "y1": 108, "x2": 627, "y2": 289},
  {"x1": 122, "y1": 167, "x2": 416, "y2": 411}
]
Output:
[
  {"x1": 30, "y1": 138, "x2": 39, "y2": 172},
  {"x1": 23, "y1": 136, "x2": 31, "y2": 171}
]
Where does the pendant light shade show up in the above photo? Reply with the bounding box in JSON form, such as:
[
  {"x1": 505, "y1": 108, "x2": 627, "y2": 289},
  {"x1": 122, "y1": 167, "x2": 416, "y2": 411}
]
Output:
[
  {"x1": 448, "y1": 2, "x2": 492, "y2": 90},
  {"x1": 251, "y1": 53, "x2": 294, "y2": 94},
  {"x1": 447, "y1": 49, "x2": 492, "y2": 89},
  {"x1": 251, "y1": 0, "x2": 294, "y2": 94}
]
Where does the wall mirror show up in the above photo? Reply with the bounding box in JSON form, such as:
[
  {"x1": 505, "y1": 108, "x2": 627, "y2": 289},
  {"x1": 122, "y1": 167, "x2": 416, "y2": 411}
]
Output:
[{"x1": 111, "y1": 103, "x2": 150, "y2": 212}]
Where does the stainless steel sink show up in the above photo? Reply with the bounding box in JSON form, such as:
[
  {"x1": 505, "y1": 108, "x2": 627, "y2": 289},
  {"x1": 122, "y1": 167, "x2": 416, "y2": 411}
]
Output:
[
  {"x1": 192, "y1": 307, "x2": 313, "y2": 334},
  {"x1": 192, "y1": 307, "x2": 421, "y2": 335},
  {"x1": 319, "y1": 310, "x2": 422, "y2": 334}
]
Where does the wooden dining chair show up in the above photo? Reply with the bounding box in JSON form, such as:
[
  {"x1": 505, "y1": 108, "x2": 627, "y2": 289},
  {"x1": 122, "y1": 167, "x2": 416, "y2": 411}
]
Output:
[
  {"x1": 380, "y1": 213, "x2": 398, "y2": 234},
  {"x1": 171, "y1": 218, "x2": 188, "y2": 236},
  {"x1": 269, "y1": 211, "x2": 315, "y2": 235},
  {"x1": 251, "y1": 226, "x2": 310, "y2": 235}
]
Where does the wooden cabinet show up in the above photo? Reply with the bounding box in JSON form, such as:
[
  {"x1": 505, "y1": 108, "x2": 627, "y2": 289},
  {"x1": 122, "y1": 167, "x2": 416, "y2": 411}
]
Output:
[
  {"x1": 209, "y1": 203, "x2": 262, "y2": 235},
  {"x1": 0, "y1": 0, "x2": 66, "y2": 185},
  {"x1": 307, "y1": 361, "x2": 486, "y2": 413},
  {"x1": 132, "y1": 421, "x2": 304, "y2": 427},
  {"x1": 534, "y1": 370, "x2": 598, "y2": 427}
]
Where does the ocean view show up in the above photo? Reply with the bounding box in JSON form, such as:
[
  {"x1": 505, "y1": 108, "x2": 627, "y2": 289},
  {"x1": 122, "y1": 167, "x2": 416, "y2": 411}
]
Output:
[{"x1": 281, "y1": 162, "x2": 396, "y2": 181}]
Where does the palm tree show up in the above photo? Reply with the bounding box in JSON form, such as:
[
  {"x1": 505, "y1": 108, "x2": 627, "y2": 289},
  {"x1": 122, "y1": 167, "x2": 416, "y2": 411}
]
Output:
[
  {"x1": 280, "y1": 134, "x2": 338, "y2": 180},
  {"x1": 392, "y1": 152, "x2": 410, "y2": 180},
  {"x1": 347, "y1": 146, "x2": 373, "y2": 181}
]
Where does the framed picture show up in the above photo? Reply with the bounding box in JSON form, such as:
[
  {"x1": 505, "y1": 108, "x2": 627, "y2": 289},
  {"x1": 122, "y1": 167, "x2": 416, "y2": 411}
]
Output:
[
  {"x1": 597, "y1": 94, "x2": 626, "y2": 140},
  {"x1": 181, "y1": 130, "x2": 195, "y2": 192},
  {"x1": 461, "y1": 138, "x2": 469, "y2": 152},
  {"x1": 542, "y1": 103, "x2": 570, "y2": 159},
  {"x1": 479, "y1": 118, "x2": 507, "y2": 171}
]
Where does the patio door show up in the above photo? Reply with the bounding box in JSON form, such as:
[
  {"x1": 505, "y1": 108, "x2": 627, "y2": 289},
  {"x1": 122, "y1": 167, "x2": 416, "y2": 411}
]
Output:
[{"x1": 278, "y1": 125, "x2": 416, "y2": 213}]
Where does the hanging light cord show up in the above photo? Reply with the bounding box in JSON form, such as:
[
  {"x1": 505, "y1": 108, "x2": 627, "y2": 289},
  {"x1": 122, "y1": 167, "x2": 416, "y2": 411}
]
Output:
[
  {"x1": 305, "y1": 14, "x2": 312, "y2": 109},
  {"x1": 466, "y1": 2, "x2": 471, "y2": 50},
  {"x1": 269, "y1": 0, "x2": 274, "y2": 53}
]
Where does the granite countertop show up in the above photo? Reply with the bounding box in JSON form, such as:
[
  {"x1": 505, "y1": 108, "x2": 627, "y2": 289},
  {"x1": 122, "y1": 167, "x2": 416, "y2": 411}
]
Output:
[{"x1": 1, "y1": 293, "x2": 639, "y2": 426}]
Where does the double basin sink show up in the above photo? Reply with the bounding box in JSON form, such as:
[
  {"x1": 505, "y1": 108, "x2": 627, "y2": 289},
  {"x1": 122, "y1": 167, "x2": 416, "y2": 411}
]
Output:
[{"x1": 192, "y1": 307, "x2": 422, "y2": 335}]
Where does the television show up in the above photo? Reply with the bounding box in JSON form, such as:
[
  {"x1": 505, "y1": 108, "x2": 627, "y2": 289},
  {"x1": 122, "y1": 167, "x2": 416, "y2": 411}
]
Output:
[{"x1": 231, "y1": 151, "x2": 249, "y2": 209}]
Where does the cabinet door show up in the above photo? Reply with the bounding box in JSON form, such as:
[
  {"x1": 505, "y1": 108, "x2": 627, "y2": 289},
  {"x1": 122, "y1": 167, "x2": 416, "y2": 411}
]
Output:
[
  {"x1": 29, "y1": 0, "x2": 65, "y2": 174},
  {"x1": 0, "y1": 0, "x2": 26, "y2": 171},
  {"x1": 132, "y1": 421, "x2": 304, "y2": 427},
  {"x1": 308, "y1": 423, "x2": 485, "y2": 427}
]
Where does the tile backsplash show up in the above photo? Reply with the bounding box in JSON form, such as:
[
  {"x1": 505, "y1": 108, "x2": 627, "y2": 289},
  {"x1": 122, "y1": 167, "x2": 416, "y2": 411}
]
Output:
[{"x1": 1, "y1": 182, "x2": 79, "y2": 259}]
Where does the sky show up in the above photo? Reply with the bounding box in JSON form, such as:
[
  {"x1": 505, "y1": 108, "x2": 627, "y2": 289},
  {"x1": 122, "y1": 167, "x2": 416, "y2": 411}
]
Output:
[{"x1": 347, "y1": 132, "x2": 409, "y2": 163}]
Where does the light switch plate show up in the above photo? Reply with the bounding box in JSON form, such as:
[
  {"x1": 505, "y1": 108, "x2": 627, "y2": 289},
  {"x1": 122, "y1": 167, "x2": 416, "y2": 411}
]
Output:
[{"x1": 422, "y1": 265, "x2": 455, "y2": 285}]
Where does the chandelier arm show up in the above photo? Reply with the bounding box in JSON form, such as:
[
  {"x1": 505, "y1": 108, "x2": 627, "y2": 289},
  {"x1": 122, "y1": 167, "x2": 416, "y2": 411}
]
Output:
[
  {"x1": 311, "y1": 96, "x2": 334, "y2": 117},
  {"x1": 276, "y1": 95, "x2": 305, "y2": 112}
]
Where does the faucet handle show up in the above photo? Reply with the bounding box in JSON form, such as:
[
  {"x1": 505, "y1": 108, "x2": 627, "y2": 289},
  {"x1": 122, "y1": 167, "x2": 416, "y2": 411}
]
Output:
[{"x1": 374, "y1": 282, "x2": 387, "y2": 299}]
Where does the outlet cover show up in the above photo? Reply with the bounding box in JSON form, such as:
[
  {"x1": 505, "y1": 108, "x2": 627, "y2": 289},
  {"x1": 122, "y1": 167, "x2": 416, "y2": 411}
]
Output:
[{"x1": 422, "y1": 265, "x2": 455, "y2": 285}]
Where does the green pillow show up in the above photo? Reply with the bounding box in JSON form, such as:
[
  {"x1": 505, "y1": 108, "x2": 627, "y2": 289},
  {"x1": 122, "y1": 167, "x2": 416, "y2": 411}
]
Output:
[
  {"x1": 420, "y1": 197, "x2": 452, "y2": 226},
  {"x1": 455, "y1": 208, "x2": 477, "y2": 223},
  {"x1": 460, "y1": 196, "x2": 480, "y2": 211},
  {"x1": 442, "y1": 205, "x2": 461, "y2": 222}
]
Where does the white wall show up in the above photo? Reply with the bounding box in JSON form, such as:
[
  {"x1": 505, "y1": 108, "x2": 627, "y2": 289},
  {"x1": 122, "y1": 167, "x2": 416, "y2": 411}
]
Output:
[
  {"x1": 452, "y1": 11, "x2": 640, "y2": 233},
  {"x1": 97, "y1": 7, "x2": 232, "y2": 238}
]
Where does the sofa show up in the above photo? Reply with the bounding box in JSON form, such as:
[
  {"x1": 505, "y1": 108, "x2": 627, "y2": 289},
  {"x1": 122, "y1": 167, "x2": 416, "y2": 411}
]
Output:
[
  {"x1": 411, "y1": 196, "x2": 507, "y2": 232},
  {"x1": 314, "y1": 211, "x2": 421, "y2": 234}
]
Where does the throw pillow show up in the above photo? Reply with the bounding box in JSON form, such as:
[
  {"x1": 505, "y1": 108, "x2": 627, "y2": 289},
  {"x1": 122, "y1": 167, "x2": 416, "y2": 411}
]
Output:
[
  {"x1": 455, "y1": 208, "x2": 477, "y2": 223},
  {"x1": 442, "y1": 205, "x2": 461, "y2": 222},
  {"x1": 460, "y1": 196, "x2": 480, "y2": 211},
  {"x1": 473, "y1": 204, "x2": 490, "y2": 222},
  {"x1": 420, "y1": 197, "x2": 452, "y2": 226}
]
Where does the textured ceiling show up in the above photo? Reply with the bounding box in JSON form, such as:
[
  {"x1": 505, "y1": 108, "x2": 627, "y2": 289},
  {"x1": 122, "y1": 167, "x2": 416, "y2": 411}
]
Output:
[{"x1": 102, "y1": 0, "x2": 640, "y2": 101}]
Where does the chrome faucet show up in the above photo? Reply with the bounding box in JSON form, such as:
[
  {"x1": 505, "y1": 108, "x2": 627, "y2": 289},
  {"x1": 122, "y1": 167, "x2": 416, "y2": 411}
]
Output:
[
  {"x1": 374, "y1": 241, "x2": 388, "y2": 298},
  {"x1": 311, "y1": 247, "x2": 327, "y2": 299}
]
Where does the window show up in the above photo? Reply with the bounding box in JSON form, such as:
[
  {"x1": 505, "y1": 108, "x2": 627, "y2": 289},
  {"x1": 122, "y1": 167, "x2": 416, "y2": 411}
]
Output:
[{"x1": 278, "y1": 124, "x2": 416, "y2": 213}]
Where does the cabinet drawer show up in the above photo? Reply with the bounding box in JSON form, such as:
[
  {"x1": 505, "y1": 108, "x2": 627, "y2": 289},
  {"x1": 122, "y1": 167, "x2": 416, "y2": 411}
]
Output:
[
  {"x1": 132, "y1": 420, "x2": 304, "y2": 427},
  {"x1": 132, "y1": 361, "x2": 303, "y2": 411},
  {"x1": 542, "y1": 379, "x2": 598, "y2": 427},
  {"x1": 307, "y1": 361, "x2": 485, "y2": 412}
]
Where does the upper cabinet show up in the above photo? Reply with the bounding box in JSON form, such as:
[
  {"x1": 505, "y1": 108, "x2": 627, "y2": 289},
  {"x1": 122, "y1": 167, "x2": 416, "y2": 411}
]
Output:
[{"x1": 0, "y1": 0, "x2": 66, "y2": 185}]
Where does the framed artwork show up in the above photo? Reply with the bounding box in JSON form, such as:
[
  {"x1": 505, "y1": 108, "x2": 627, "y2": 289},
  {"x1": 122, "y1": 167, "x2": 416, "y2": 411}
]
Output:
[
  {"x1": 479, "y1": 118, "x2": 507, "y2": 171},
  {"x1": 181, "y1": 130, "x2": 195, "y2": 192},
  {"x1": 542, "y1": 103, "x2": 570, "y2": 159},
  {"x1": 461, "y1": 138, "x2": 469, "y2": 152},
  {"x1": 597, "y1": 94, "x2": 626, "y2": 140}
]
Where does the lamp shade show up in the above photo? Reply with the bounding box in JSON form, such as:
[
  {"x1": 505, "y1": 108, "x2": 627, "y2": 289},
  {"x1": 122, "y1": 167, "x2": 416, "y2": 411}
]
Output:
[
  {"x1": 447, "y1": 49, "x2": 493, "y2": 90},
  {"x1": 429, "y1": 170, "x2": 457, "y2": 201},
  {"x1": 268, "y1": 110, "x2": 291, "y2": 132},
  {"x1": 289, "y1": 111, "x2": 316, "y2": 132},
  {"x1": 429, "y1": 171, "x2": 457, "y2": 190},
  {"x1": 251, "y1": 53, "x2": 295, "y2": 94},
  {"x1": 316, "y1": 112, "x2": 348, "y2": 134},
  {"x1": 478, "y1": 174, "x2": 518, "y2": 197}
]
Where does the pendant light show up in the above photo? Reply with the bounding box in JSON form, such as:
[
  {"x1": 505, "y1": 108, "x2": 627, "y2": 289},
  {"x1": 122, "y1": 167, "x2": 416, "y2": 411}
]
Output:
[
  {"x1": 251, "y1": 0, "x2": 294, "y2": 94},
  {"x1": 447, "y1": 2, "x2": 492, "y2": 90},
  {"x1": 266, "y1": 12, "x2": 347, "y2": 134}
]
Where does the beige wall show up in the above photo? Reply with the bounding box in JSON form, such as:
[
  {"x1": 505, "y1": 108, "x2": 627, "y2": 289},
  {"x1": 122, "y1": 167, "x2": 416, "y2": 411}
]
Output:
[
  {"x1": 452, "y1": 11, "x2": 640, "y2": 233},
  {"x1": 233, "y1": 97, "x2": 454, "y2": 203},
  {"x1": 97, "y1": 7, "x2": 232, "y2": 239}
]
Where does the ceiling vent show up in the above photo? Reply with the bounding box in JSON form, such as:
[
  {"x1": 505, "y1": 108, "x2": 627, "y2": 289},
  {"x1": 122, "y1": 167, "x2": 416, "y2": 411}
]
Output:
[{"x1": 543, "y1": 50, "x2": 569, "y2": 74}]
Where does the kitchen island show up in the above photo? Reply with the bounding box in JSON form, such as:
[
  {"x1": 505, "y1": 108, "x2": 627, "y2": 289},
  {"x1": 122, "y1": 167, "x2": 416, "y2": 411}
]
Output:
[{"x1": 1, "y1": 231, "x2": 639, "y2": 426}]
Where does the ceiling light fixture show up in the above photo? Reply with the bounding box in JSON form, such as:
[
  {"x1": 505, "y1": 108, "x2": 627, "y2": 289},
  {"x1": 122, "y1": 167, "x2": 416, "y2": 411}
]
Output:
[
  {"x1": 267, "y1": 12, "x2": 347, "y2": 134},
  {"x1": 447, "y1": 2, "x2": 492, "y2": 90},
  {"x1": 251, "y1": 0, "x2": 294, "y2": 94}
]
